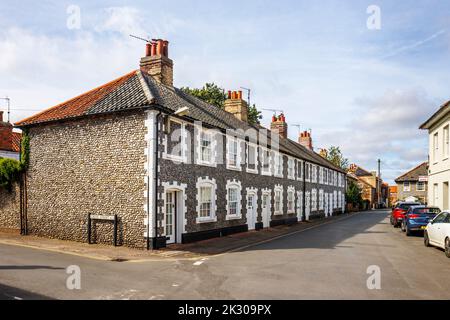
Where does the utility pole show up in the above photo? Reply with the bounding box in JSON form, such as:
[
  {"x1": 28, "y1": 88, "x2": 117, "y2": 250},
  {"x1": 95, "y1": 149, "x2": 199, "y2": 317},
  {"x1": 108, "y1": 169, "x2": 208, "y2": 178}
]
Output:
[{"x1": 0, "y1": 97, "x2": 10, "y2": 123}]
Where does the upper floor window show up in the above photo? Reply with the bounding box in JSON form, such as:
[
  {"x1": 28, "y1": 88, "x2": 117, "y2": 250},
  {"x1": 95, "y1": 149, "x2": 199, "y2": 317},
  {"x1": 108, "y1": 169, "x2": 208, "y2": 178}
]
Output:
[
  {"x1": 197, "y1": 129, "x2": 216, "y2": 167},
  {"x1": 305, "y1": 162, "x2": 311, "y2": 182},
  {"x1": 311, "y1": 165, "x2": 317, "y2": 183},
  {"x1": 416, "y1": 181, "x2": 425, "y2": 191},
  {"x1": 226, "y1": 137, "x2": 241, "y2": 170},
  {"x1": 163, "y1": 118, "x2": 186, "y2": 162},
  {"x1": 297, "y1": 160, "x2": 303, "y2": 180},
  {"x1": 444, "y1": 125, "x2": 449, "y2": 159},
  {"x1": 403, "y1": 182, "x2": 411, "y2": 192},
  {"x1": 324, "y1": 168, "x2": 328, "y2": 185},
  {"x1": 260, "y1": 147, "x2": 272, "y2": 175},
  {"x1": 274, "y1": 152, "x2": 283, "y2": 177},
  {"x1": 433, "y1": 132, "x2": 439, "y2": 162},
  {"x1": 288, "y1": 158, "x2": 295, "y2": 179},
  {"x1": 246, "y1": 143, "x2": 258, "y2": 173}
]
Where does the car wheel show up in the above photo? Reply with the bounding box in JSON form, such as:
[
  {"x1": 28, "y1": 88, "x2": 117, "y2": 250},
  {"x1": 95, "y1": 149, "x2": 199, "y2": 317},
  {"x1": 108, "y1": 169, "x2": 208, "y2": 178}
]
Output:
[
  {"x1": 445, "y1": 238, "x2": 450, "y2": 258},
  {"x1": 424, "y1": 232, "x2": 430, "y2": 247},
  {"x1": 390, "y1": 216, "x2": 394, "y2": 225},
  {"x1": 401, "y1": 222, "x2": 406, "y2": 232}
]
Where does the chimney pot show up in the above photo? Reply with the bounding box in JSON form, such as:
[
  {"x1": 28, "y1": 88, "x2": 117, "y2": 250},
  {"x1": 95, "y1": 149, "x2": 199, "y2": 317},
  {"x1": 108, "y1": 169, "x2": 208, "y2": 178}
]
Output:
[
  {"x1": 145, "y1": 43, "x2": 152, "y2": 57},
  {"x1": 140, "y1": 39, "x2": 174, "y2": 87}
]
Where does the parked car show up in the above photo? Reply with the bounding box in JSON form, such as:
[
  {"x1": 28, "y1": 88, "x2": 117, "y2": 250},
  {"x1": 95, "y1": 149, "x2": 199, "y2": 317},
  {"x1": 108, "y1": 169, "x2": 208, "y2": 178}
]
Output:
[
  {"x1": 424, "y1": 211, "x2": 450, "y2": 258},
  {"x1": 390, "y1": 202, "x2": 422, "y2": 227},
  {"x1": 401, "y1": 206, "x2": 441, "y2": 236}
]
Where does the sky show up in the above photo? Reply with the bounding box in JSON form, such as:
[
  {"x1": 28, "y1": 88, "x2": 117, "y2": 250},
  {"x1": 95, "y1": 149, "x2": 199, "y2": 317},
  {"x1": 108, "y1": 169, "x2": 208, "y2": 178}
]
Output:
[{"x1": 1, "y1": 0, "x2": 449, "y2": 183}]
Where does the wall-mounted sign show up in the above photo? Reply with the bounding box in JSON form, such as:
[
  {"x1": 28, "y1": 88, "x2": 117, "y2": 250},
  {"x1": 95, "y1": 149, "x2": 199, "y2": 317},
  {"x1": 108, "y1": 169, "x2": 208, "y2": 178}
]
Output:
[{"x1": 418, "y1": 176, "x2": 428, "y2": 182}]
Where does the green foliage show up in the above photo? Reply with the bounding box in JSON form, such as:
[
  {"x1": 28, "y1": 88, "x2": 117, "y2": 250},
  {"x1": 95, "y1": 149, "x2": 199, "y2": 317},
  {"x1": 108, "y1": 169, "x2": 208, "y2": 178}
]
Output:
[
  {"x1": 326, "y1": 146, "x2": 349, "y2": 170},
  {"x1": 181, "y1": 83, "x2": 226, "y2": 109},
  {"x1": 0, "y1": 130, "x2": 29, "y2": 192},
  {"x1": 181, "y1": 83, "x2": 262, "y2": 125},
  {"x1": 0, "y1": 158, "x2": 22, "y2": 192},
  {"x1": 20, "y1": 130, "x2": 30, "y2": 170},
  {"x1": 345, "y1": 181, "x2": 363, "y2": 206}
]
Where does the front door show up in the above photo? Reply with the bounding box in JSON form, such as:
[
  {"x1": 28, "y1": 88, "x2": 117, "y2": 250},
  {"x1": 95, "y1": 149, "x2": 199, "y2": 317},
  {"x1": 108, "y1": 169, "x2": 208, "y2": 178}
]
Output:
[
  {"x1": 262, "y1": 193, "x2": 271, "y2": 228},
  {"x1": 165, "y1": 191, "x2": 176, "y2": 244},
  {"x1": 324, "y1": 193, "x2": 329, "y2": 217},
  {"x1": 247, "y1": 193, "x2": 256, "y2": 230}
]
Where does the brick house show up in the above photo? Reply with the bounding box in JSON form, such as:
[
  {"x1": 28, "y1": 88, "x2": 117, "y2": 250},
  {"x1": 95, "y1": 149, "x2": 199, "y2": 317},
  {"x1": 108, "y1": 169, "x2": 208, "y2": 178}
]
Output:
[
  {"x1": 389, "y1": 185, "x2": 398, "y2": 207},
  {"x1": 0, "y1": 111, "x2": 21, "y2": 160},
  {"x1": 10, "y1": 40, "x2": 346, "y2": 249},
  {"x1": 395, "y1": 162, "x2": 428, "y2": 204}
]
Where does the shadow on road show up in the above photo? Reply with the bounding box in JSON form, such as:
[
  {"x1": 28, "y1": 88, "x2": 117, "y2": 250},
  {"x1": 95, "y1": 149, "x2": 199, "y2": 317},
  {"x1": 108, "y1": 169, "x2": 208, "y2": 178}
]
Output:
[
  {"x1": 0, "y1": 265, "x2": 64, "y2": 270},
  {"x1": 238, "y1": 210, "x2": 390, "y2": 252},
  {"x1": 0, "y1": 283, "x2": 54, "y2": 300}
]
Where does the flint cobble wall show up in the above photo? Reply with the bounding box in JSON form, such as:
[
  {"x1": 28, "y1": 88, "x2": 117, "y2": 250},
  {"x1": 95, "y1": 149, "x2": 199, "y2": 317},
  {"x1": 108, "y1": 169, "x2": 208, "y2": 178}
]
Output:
[
  {"x1": 0, "y1": 184, "x2": 20, "y2": 232},
  {"x1": 26, "y1": 110, "x2": 147, "y2": 248}
]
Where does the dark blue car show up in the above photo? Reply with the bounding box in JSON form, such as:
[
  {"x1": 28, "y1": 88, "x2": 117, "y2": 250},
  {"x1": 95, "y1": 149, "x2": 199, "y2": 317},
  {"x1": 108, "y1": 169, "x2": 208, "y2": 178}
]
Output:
[{"x1": 401, "y1": 206, "x2": 441, "y2": 236}]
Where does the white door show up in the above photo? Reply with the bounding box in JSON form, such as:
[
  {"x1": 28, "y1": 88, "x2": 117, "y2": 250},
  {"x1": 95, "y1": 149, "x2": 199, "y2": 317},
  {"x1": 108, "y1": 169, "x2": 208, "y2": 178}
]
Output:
[
  {"x1": 324, "y1": 193, "x2": 329, "y2": 217},
  {"x1": 297, "y1": 192, "x2": 303, "y2": 221},
  {"x1": 262, "y1": 193, "x2": 271, "y2": 228},
  {"x1": 329, "y1": 193, "x2": 333, "y2": 216},
  {"x1": 305, "y1": 192, "x2": 311, "y2": 220},
  {"x1": 247, "y1": 194, "x2": 257, "y2": 230},
  {"x1": 165, "y1": 191, "x2": 176, "y2": 244}
]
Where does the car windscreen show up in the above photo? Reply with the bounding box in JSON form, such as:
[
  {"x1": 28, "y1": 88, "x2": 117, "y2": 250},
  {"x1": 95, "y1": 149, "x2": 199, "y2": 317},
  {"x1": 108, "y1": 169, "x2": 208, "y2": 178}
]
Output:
[
  {"x1": 399, "y1": 203, "x2": 420, "y2": 210},
  {"x1": 413, "y1": 208, "x2": 441, "y2": 214}
]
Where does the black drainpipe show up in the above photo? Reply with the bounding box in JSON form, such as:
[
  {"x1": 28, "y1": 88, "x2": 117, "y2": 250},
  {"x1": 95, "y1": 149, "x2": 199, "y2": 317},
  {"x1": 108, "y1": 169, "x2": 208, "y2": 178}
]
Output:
[
  {"x1": 147, "y1": 110, "x2": 162, "y2": 250},
  {"x1": 302, "y1": 162, "x2": 306, "y2": 222}
]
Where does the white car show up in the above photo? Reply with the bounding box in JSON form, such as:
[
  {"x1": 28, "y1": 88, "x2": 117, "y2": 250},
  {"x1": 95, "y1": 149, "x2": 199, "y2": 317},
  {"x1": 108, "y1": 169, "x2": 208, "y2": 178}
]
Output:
[{"x1": 424, "y1": 211, "x2": 450, "y2": 258}]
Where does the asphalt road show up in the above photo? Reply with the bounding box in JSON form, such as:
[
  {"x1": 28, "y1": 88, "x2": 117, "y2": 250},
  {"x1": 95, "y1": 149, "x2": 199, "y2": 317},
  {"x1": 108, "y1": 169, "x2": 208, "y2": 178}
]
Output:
[{"x1": 1, "y1": 210, "x2": 449, "y2": 300}]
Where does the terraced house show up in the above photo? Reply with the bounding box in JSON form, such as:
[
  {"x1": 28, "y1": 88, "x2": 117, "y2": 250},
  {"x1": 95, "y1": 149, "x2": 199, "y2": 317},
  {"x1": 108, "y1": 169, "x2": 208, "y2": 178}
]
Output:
[{"x1": 10, "y1": 40, "x2": 346, "y2": 249}]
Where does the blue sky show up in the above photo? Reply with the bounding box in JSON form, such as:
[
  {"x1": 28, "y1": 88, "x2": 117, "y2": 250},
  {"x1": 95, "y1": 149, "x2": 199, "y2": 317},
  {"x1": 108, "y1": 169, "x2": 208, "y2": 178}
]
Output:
[{"x1": 1, "y1": 0, "x2": 449, "y2": 183}]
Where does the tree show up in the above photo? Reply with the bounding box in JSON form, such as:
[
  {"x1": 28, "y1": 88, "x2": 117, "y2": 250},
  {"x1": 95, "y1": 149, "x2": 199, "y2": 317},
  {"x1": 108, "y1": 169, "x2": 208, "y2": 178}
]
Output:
[
  {"x1": 326, "y1": 146, "x2": 349, "y2": 170},
  {"x1": 346, "y1": 180, "x2": 363, "y2": 206},
  {"x1": 181, "y1": 83, "x2": 262, "y2": 125}
]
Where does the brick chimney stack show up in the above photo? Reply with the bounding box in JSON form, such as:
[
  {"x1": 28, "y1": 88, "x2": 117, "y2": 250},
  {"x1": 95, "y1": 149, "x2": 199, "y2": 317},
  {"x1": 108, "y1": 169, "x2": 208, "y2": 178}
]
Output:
[
  {"x1": 0, "y1": 111, "x2": 13, "y2": 151},
  {"x1": 140, "y1": 39, "x2": 173, "y2": 87},
  {"x1": 270, "y1": 113, "x2": 288, "y2": 139},
  {"x1": 224, "y1": 90, "x2": 248, "y2": 122},
  {"x1": 299, "y1": 130, "x2": 313, "y2": 151}
]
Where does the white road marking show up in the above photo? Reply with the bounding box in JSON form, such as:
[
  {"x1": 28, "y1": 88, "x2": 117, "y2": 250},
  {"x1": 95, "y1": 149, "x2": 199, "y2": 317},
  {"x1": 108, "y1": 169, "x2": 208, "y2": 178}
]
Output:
[{"x1": 193, "y1": 258, "x2": 208, "y2": 266}]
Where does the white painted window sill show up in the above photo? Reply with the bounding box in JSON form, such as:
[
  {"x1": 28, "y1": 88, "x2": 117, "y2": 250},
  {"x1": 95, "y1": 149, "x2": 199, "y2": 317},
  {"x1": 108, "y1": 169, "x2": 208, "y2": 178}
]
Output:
[
  {"x1": 197, "y1": 161, "x2": 217, "y2": 168},
  {"x1": 226, "y1": 165, "x2": 242, "y2": 172},
  {"x1": 225, "y1": 215, "x2": 242, "y2": 221},
  {"x1": 246, "y1": 168, "x2": 259, "y2": 175},
  {"x1": 274, "y1": 211, "x2": 283, "y2": 216},
  {"x1": 261, "y1": 171, "x2": 272, "y2": 176},
  {"x1": 196, "y1": 217, "x2": 218, "y2": 224}
]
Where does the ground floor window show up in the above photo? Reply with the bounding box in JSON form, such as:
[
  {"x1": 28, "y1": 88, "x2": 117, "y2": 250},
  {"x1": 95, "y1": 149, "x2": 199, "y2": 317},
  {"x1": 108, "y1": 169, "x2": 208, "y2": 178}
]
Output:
[
  {"x1": 287, "y1": 187, "x2": 295, "y2": 213},
  {"x1": 311, "y1": 189, "x2": 317, "y2": 211},
  {"x1": 274, "y1": 185, "x2": 283, "y2": 214},
  {"x1": 196, "y1": 177, "x2": 217, "y2": 223}
]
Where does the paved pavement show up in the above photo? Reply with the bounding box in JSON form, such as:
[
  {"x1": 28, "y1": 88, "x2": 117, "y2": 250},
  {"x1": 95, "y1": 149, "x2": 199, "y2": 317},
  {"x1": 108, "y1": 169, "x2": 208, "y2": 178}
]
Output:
[{"x1": 1, "y1": 210, "x2": 449, "y2": 300}]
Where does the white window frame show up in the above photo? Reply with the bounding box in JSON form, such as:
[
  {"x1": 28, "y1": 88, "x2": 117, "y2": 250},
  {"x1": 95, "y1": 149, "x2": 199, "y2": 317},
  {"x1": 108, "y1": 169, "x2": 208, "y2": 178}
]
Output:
[
  {"x1": 226, "y1": 136, "x2": 242, "y2": 171},
  {"x1": 196, "y1": 129, "x2": 217, "y2": 167},
  {"x1": 163, "y1": 117, "x2": 187, "y2": 163},
  {"x1": 196, "y1": 177, "x2": 218, "y2": 223},
  {"x1": 324, "y1": 168, "x2": 328, "y2": 185},
  {"x1": 404, "y1": 182, "x2": 411, "y2": 192},
  {"x1": 226, "y1": 180, "x2": 242, "y2": 220},
  {"x1": 246, "y1": 142, "x2": 259, "y2": 174},
  {"x1": 287, "y1": 157, "x2": 295, "y2": 180},
  {"x1": 297, "y1": 160, "x2": 304, "y2": 181},
  {"x1": 274, "y1": 152, "x2": 284, "y2": 178},
  {"x1": 311, "y1": 188, "x2": 317, "y2": 211},
  {"x1": 311, "y1": 165, "x2": 317, "y2": 183},
  {"x1": 305, "y1": 162, "x2": 311, "y2": 182},
  {"x1": 416, "y1": 181, "x2": 425, "y2": 192},
  {"x1": 444, "y1": 125, "x2": 449, "y2": 159},
  {"x1": 260, "y1": 147, "x2": 272, "y2": 176},
  {"x1": 319, "y1": 189, "x2": 324, "y2": 210},
  {"x1": 287, "y1": 186, "x2": 295, "y2": 214},
  {"x1": 274, "y1": 185, "x2": 284, "y2": 215},
  {"x1": 433, "y1": 132, "x2": 439, "y2": 163},
  {"x1": 297, "y1": 191, "x2": 303, "y2": 219}
]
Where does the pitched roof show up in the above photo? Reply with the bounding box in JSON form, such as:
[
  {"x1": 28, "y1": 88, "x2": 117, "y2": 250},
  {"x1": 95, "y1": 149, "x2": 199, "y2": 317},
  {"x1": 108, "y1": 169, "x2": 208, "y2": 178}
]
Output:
[
  {"x1": 15, "y1": 70, "x2": 345, "y2": 172},
  {"x1": 0, "y1": 122, "x2": 21, "y2": 153},
  {"x1": 419, "y1": 101, "x2": 450, "y2": 130},
  {"x1": 395, "y1": 162, "x2": 428, "y2": 183}
]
